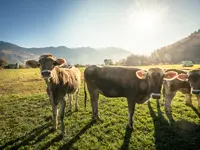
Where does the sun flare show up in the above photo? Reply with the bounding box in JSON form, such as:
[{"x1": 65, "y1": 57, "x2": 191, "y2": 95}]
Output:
[{"x1": 128, "y1": 11, "x2": 159, "y2": 33}]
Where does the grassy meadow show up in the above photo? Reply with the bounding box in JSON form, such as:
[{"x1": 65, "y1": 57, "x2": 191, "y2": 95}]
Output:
[{"x1": 0, "y1": 65, "x2": 200, "y2": 150}]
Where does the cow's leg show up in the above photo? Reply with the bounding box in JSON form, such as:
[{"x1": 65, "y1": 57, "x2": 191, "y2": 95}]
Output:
[
  {"x1": 75, "y1": 89, "x2": 79, "y2": 112},
  {"x1": 89, "y1": 89, "x2": 99, "y2": 120},
  {"x1": 60, "y1": 98, "x2": 66, "y2": 137},
  {"x1": 46, "y1": 88, "x2": 51, "y2": 104},
  {"x1": 196, "y1": 95, "x2": 200, "y2": 108},
  {"x1": 162, "y1": 84, "x2": 165, "y2": 103},
  {"x1": 49, "y1": 92, "x2": 58, "y2": 130},
  {"x1": 185, "y1": 93, "x2": 192, "y2": 106},
  {"x1": 69, "y1": 94, "x2": 72, "y2": 112},
  {"x1": 127, "y1": 97, "x2": 136, "y2": 130},
  {"x1": 164, "y1": 92, "x2": 176, "y2": 114},
  {"x1": 51, "y1": 104, "x2": 58, "y2": 130}
]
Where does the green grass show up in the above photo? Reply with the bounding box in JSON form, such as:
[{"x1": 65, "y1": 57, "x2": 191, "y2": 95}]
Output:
[{"x1": 0, "y1": 67, "x2": 200, "y2": 150}]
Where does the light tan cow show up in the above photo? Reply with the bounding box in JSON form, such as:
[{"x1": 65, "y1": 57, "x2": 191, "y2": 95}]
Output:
[
  {"x1": 25, "y1": 54, "x2": 81, "y2": 137},
  {"x1": 163, "y1": 69, "x2": 200, "y2": 115}
]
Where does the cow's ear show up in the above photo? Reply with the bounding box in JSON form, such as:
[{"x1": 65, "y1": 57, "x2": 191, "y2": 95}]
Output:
[
  {"x1": 136, "y1": 70, "x2": 147, "y2": 79},
  {"x1": 164, "y1": 71, "x2": 177, "y2": 80},
  {"x1": 177, "y1": 73, "x2": 188, "y2": 81},
  {"x1": 55, "y1": 58, "x2": 66, "y2": 66},
  {"x1": 25, "y1": 60, "x2": 39, "y2": 68}
]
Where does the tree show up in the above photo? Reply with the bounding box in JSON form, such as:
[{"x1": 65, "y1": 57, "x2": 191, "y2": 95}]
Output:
[
  {"x1": 104, "y1": 59, "x2": 113, "y2": 65},
  {"x1": 0, "y1": 58, "x2": 7, "y2": 67}
]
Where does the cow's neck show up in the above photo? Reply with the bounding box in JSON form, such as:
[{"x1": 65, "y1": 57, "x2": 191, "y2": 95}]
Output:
[
  {"x1": 46, "y1": 67, "x2": 61, "y2": 89},
  {"x1": 146, "y1": 81, "x2": 153, "y2": 96}
]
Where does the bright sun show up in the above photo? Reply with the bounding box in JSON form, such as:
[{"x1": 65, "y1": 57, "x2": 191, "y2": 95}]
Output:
[{"x1": 128, "y1": 11, "x2": 159, "y2": 33}]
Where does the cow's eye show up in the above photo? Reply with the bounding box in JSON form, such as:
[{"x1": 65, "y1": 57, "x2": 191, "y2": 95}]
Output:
[{"x1": 53, "y1": 62, "x2": 57, "y2": 65}]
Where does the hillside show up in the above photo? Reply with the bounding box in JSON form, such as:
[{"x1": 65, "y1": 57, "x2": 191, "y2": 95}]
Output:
[
  {"x1": 118, "y1": 29, "x2": 200, "y2": 66},
  {"x1": 0, "y1": 41, "x2": 132, "y2": 64},
  {"x1": 151, "y1": 30, "x2": 200, "y2": 64}
]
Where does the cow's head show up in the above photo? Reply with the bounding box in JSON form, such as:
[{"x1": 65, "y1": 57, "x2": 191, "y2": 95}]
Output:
[
  {"x1": 136, "y1": 68, "x2": 178, "y2": 99},
  {"x1": 177, "y1": 69, "x2": 200, "y2": 94},
  {"x1": 25, "y1": 54, "x2": 66, "y2": 79}
]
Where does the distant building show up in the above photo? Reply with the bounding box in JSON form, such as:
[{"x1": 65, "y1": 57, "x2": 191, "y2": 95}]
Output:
[
  {"x1": 181, "y1": 61, "x2": 194, "y2": 67},
  {"x1": 4, "y1": 63, "x2": 19, "y2": 69}
]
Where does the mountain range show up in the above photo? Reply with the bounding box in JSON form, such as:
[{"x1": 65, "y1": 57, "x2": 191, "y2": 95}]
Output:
[
  {"x1": 0, "y1": 41, "x2": 132, "y2": 65},
  {"x1": 1, "y1": 29, "x2": 200, "y2": 65}
]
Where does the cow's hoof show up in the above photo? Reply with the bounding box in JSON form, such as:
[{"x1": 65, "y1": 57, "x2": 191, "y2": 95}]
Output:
[
  {"x1": 67, "y1": 109, "x2": 72, "y2": 114},
  {"x1": 96, "y1": 116, "x2": 101, "y2": 120},
  {"x1": 92, "y1": 115, "x2": 99, "y2": 119},
  {"x1": 92, "y1": 116, "x2": 101, "y2": 122},
  {"x1": 165, "y1": 110, "x2": 171, "y2": 115},
  {"x1": 127, "y1": 125, "x2": 134, "y2": 131},
  {"x1": 61, "y1": 133, "x2": 65, "y2": 138},
  {"x1": 160, "y1": 103, "x2": 164, "y2": 106},
  {"x1": 185, "y1": 103, "x2": 192, "y2": 106},
  {"x1": 51, "y1": 127, "x2": 57, "y2": 132},
  {"x1": 57, "y1": 133, "x2": 65, "y2": 140}
]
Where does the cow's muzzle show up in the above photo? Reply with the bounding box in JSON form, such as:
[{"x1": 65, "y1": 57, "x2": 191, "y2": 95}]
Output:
[
  {"x1": 41, "y1": 70, "x2": 52, "y2": 78},
  {"x1": 151, "y1": 93, "x2": 161, "y2": 99},
  {"x1": 191, "y1": 89, "x2": 200, "y2": 95}
]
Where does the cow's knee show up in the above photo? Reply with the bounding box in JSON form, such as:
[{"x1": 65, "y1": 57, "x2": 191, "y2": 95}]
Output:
[{"x1": 165, "y1": 101, "x2": 171, "y2": 114}]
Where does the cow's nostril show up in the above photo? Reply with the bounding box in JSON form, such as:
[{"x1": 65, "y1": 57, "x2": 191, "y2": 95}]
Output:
[{"x1": 41, "y1": 70, "x2": 51, "y2": 77}]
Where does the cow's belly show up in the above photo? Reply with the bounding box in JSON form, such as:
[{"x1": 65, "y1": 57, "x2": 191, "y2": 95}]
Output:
[{"x1": 98, "y1": 87, "x2": 125, "y2": 97}]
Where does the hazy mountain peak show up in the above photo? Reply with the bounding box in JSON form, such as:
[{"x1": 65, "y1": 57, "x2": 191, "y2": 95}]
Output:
[{"x1": 0, "y1": 42, "x2": 132, "y2": 64}]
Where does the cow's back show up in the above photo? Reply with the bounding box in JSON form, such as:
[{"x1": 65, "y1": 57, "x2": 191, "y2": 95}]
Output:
[
  {"x1": 84, "y1": 65, "x2": 146, "y2": 97},
  {"x1": 60, "y1": 67, "x2": 81, "y2": 94}
]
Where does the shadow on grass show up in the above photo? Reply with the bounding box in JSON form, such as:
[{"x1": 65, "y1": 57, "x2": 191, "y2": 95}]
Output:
[
  {"x1": 0, "y1": 122, "x2": 51, "y2": 150},
  {"x1": 148, "y1": 100, "x2": 200, "y2": 150},
  {"x1": 40, "y1": 134, "x2": 63, "y2": 150},
  {"x1": 58, "y1": 120, "x2": 96, "y2": 150},
  {"x1": 189, "y1": 105, "x2": 200, "y2": 118},
  {"x1": 120, "y1": 126, "x2": 133, "y2": 150}
]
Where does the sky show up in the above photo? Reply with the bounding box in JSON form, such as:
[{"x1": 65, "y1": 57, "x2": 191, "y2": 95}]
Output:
[{"x1": 0, "y1": 0, "x2": 200, "y2": 55}]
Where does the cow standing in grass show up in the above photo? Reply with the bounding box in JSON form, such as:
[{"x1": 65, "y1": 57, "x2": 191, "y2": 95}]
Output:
[
  {"x1": 25, "y1": 54, "x2": 81, "y2": 137},
  {"x1": 163, "y1": 69, "x2": 200, "y2": 114},
  {"x1": 84, "y1": 65, "x2": 178, "y2": 130}
]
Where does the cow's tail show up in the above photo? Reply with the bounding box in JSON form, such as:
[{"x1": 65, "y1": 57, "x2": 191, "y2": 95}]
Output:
[
  {"x1": 162, "y1": 81, "x2": 166, "y2": 102},
  {"x1": 84, "y1": 78, "x2": 87, "y2": 110}
]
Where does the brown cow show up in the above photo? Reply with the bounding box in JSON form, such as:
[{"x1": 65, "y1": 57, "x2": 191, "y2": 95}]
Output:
[
  {"x1": 84, "y1": 65, "x2": 177, "y2": 130},
  {"x1": 25, "y1": 54, "x2": 81, "y2": 137},
  {"x1": 163, "y1": 69, "x2": 200, "y2": 115}
]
